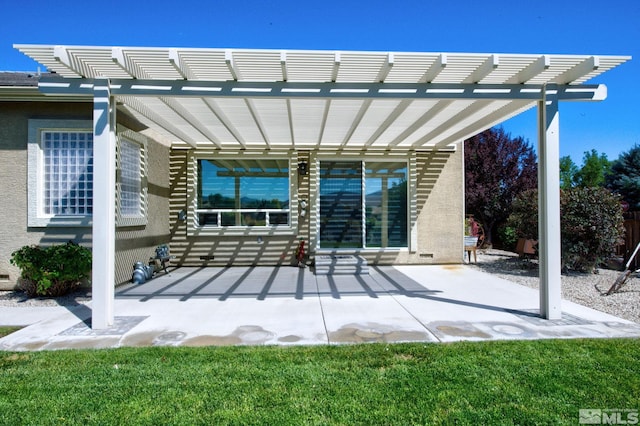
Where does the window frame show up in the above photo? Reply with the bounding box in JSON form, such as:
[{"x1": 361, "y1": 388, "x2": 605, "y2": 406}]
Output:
[
  {"x1": 364, "y1": 160, "x2": 409, "y2": 249},
  {"x1": 28, "y1": 119, "x2": 94, "y2": 227},
  {"x1": 116, "y1": 128, "x2": 148, "y2": 227},
  {"x1": 188, "y1": 153, "x2": 299, "y2": 236},
  {"x1": 315, "y1": 155, "x2": 411, "y2": 251}
]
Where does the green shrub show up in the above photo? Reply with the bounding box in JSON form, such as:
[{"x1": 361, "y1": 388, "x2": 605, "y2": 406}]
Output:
[
  {"x1": 507, "y1": 189, "x2": 539, "y2": 241},
  {"x1": 561, "y1": 187, "x2": 624, "y2": 272},
  {"x1": 508, "y1": 188, "x2": 624, "y2": 272},
  {"x1": 496, "y1": 225, "x2": 518, "y2": 251},
  {"x1": 10, "y1": 242, "x2": 92, "y2": 297}
]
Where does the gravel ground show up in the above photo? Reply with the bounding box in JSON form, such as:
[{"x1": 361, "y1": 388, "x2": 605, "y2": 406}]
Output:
[
  {"x1": 2, "y1": 253, "x2": 639, "y2": 324},
  {"x1": 0, "y1": 288, "x2": 91, "y2": 308},
  {"x1": 469, "y1": 249, "x2": 640, "y2": 324}
]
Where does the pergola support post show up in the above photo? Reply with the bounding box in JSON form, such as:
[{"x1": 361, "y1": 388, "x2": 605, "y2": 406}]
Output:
[
  {"x1": 91, "y1": 79, "x2": 116, "y2": 329},
  {"x1": 538, "y1": 84, "x2": 562, "y2": 320}
]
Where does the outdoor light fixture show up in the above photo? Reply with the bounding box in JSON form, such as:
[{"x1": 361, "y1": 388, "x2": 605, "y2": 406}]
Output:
[
  {"x1": 299, "y1": 199, "x2": 307, "y2": 217},
  {"x1": 178, "y1": 209, "x2": 187, "y2": 221},
  {"x1": 298, "y1": 161, "x2": 308, "y2": 176}
]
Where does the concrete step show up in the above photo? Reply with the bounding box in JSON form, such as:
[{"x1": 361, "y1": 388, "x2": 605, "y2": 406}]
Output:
[{"x1": 314, "y1": 255, "x2": 369, "y2": 275}]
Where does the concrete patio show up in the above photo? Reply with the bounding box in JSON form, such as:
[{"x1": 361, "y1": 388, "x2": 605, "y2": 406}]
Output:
[{"x1": 2, "y1": 264, "x2": 640, "y2": 351}]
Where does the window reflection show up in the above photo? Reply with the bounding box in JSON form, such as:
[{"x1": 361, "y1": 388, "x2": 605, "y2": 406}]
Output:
[{"x1": 197, "y1": 159, "x2": 290, "y2": 227}]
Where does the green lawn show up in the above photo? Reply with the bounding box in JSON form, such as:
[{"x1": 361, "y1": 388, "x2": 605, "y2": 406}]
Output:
[
  {"x1": 1, "y1": 338, "x2": 639, "y2": 425},
  {"x1": 0, "y1": 327, "x2": 22, "y2": 339}
]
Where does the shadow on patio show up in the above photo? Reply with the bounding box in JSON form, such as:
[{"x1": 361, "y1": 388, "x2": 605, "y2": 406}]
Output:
[
  {"x1": 115, "y1": 265, "x2": 444, "y2": 302},
  {"x1": 115, "y1": 265, "x2": 544, "y2": 320}
]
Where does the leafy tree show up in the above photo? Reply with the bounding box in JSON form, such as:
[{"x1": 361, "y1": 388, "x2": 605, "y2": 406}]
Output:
[
  {"x1": 465, "y1": 127, "x2": 537, "y2": 246},
  {"x1": 559, "y1": 156, "x2": 579, "y2": 190},
  {"x1": 508, "y1": 187, "x2": 624, "y2": 272},
  {"x1": 606, "y1": 144, "x2": 640, "y2": 210},
  {"x1": 507, "y1": 189, "x2": 538, "y2": 241},
  {"x1": 574, "y1": 149, "x2": 610, "y2": 188}
]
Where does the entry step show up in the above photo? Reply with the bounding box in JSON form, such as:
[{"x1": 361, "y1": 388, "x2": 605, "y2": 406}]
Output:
[{"x1": 314, "y1": 255, "x2": 369, "y2": 275}]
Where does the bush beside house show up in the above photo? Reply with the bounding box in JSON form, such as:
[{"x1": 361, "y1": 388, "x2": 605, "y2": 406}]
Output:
[{"x1": 10, "y1": 242, "x2": 91, "y2": 297}]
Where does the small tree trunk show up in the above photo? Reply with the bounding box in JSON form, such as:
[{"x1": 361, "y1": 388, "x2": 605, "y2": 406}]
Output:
[{"x1": 484, "y1": 220, "x2": 495, "y2": 248}]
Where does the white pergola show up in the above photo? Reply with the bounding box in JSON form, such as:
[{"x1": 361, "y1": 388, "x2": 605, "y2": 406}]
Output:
[{"x1": 15, "y1": 45, "x2": 630, "y2": 328}]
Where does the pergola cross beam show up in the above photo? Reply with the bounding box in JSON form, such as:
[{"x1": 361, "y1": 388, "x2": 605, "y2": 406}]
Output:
[{"x1": 37, "y1": 77, "x2": 608, "y2": 102}]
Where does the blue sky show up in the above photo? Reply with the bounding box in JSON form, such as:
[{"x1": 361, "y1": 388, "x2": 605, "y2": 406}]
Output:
[{"x1": 1, "y1": 0, "x2": 637, "y2": 164}]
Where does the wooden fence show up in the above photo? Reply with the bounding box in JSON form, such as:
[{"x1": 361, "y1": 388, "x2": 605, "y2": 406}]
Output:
[{"x1": 618, "y1": 211, "x2": 640, "y2": 270}]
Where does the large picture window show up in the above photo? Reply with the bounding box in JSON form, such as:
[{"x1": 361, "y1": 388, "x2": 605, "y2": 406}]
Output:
[{"x1": 196, "y1": 158, "x2": 290, "y2": 227}]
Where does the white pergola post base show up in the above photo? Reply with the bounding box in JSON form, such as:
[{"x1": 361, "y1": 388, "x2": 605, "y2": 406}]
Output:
[
  {"x1": 538, "y1": 84, "x2": 562, "y2": 320},
  {"x1": 91, "y1": 79, "x2": 116, "y2": 329}
]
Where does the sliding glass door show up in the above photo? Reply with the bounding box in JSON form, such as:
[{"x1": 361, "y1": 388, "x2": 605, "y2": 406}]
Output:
[
  {"x1": 365, "y1": 161, "x2": 408, "y2": 248},
  {"x1": 319, "y1": 160, "x2": 407, "y2": 249},
  {"x1": 319, "y1": 161, "x2": 362, "y2": 248}
]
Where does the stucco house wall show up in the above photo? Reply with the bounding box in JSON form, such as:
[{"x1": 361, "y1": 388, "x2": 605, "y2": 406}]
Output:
[
  {"x1": 168, "y1": 147, "x2": 463, "y2": 266},
  {"x1": 392, "y1": 148, "x2": 463, "y2": 264},
  {"x1": 113, "y1": 124, "x2": 171, "y2": 285},
  {"x1": 0, "y1": 100, "x2": 171, "y2": 289}
]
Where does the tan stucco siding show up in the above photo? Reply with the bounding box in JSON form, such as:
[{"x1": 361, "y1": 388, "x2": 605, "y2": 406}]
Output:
[
  {"x1": 0, "y1": 101, "x2": 171, "y2": 289},
  {"x1": 114, "y1": 139, "x2": 171, "y2": 285},
  {"x1": 0, "y1": 102, "x2": 94, "y2": 290},
  {"x1": 0, "y1": 103, "x2": 31, "y2": 288},
  {"x1": 396, "y1": 149, "x2": 464, "y2": 264}
]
